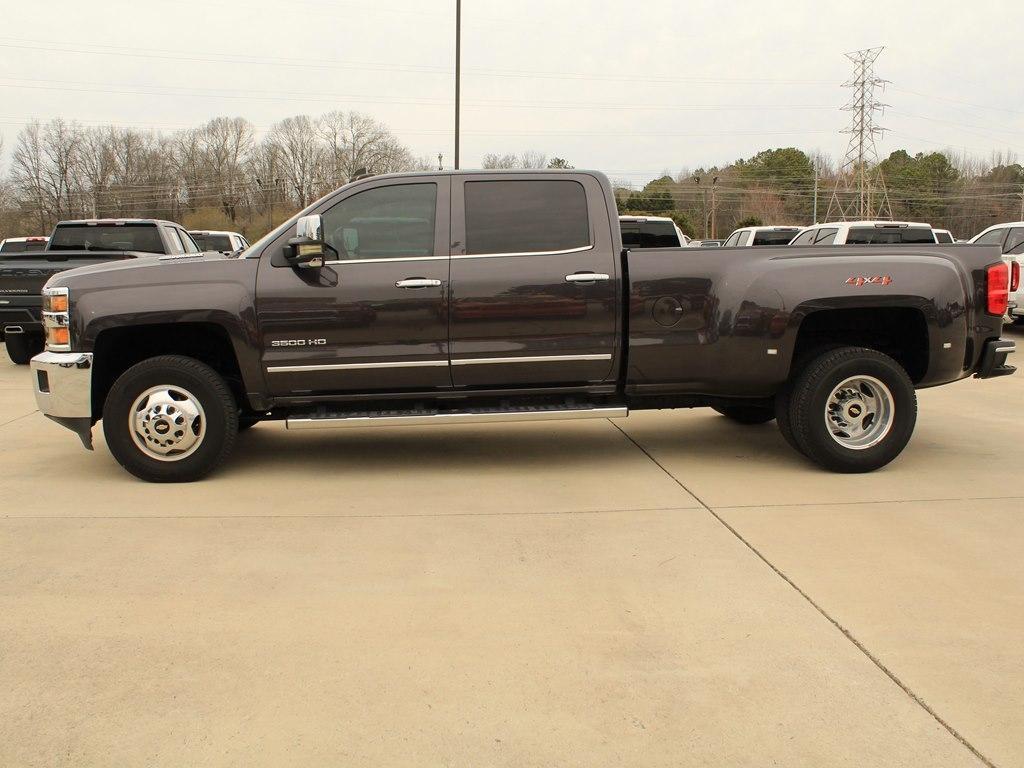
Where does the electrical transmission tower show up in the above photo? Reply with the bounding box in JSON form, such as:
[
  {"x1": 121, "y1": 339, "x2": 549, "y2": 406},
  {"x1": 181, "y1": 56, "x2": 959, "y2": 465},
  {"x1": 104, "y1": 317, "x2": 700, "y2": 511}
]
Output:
[{"x1": 826, "y1": 46, "x2": 893, "y2": 221}]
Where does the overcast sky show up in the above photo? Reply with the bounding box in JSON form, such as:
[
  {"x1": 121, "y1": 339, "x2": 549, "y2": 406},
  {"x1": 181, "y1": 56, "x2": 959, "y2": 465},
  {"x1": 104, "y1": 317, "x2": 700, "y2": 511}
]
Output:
[{"x1": 2, "y1": 0, "x2": 1022, "y2": 186}]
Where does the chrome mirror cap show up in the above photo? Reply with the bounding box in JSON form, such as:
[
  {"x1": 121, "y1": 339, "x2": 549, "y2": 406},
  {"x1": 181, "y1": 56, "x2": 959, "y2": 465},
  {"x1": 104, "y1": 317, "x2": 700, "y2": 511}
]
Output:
[{"x1": 295, "y1": 214, "x2": 323, "y2": 242}]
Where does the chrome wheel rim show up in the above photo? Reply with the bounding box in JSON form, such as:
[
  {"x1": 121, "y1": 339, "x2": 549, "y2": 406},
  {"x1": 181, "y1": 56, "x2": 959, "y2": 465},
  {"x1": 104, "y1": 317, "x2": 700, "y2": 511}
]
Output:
[
  {"x1": 129, "y1": 385, "x2": 206, "y2": 461},
  {"x1": 824, "y1": 375, "x2": 894, "y2": 450}
]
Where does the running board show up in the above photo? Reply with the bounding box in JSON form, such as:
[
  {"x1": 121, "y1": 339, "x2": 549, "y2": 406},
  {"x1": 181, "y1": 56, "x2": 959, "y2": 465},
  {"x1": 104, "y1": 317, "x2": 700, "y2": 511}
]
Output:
[{"x1": 286, "y1": 404, "x2": 627, "y2": 430}]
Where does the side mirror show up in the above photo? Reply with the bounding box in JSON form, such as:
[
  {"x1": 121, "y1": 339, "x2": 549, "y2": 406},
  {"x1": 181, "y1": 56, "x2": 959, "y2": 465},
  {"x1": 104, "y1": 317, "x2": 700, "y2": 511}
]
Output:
[{"x1": 285, "y1": 214, "x2": 335, "y2": 268}]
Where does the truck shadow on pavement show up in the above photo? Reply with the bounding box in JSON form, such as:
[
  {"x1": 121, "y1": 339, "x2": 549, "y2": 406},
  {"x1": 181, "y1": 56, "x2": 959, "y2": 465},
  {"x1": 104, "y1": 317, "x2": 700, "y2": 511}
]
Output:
[{"x1": 223, "y1": 415, "x2": 807, "y2": 479}]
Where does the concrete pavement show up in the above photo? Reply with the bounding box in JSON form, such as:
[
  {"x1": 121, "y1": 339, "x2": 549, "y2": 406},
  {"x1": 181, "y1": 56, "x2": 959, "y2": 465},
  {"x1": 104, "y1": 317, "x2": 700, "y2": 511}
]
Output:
[{"x1": 2, "y1": 327, "x2": 1022, "y2": 767}]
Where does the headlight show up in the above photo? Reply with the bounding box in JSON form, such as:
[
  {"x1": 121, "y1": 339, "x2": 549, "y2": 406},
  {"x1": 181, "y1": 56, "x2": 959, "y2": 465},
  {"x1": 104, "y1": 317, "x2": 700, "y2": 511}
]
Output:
[{"x1": 42, "y1": 286, "x2": 71, "y2": 351}]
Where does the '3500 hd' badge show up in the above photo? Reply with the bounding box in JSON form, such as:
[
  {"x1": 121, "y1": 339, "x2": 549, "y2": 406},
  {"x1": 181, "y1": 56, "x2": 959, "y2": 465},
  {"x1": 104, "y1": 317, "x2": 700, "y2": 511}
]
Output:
[{"x1": 271, "y1": 338, "x2": 327, "y2": 347}]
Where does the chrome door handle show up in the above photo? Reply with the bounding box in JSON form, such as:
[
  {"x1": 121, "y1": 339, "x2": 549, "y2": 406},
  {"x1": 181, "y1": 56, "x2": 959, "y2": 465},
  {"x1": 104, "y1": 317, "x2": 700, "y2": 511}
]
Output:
[
  {"x1": 565, "y1": 272, "x2": 610, "y2": 283},
  {"x1": 396, "y1": 278, "x2": 442, "y2": 289}
]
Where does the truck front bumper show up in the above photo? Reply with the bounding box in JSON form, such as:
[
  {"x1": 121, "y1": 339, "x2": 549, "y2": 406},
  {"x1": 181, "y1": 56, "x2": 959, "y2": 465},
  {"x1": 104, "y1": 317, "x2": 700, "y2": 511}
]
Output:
[
  {"x1": 30, "y1": 351, "x2": 94, "y2": 449},
  {"x1": 975, "y1": 339, "x2": 1015, "y2": 379}
]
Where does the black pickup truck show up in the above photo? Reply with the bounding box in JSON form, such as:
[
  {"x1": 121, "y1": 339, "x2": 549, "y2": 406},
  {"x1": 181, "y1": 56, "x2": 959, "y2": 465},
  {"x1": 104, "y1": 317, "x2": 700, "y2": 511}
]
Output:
[
  {"x1": 0, "y1": 219, "x2": 202, "y2": 363},
  {"x1": 29, "y1": 170, "x2": 1015, "y2": 482}
]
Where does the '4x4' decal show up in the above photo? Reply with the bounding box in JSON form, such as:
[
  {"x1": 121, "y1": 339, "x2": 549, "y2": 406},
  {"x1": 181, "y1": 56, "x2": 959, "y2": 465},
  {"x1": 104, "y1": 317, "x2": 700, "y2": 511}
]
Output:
[{"x1": 845, "y1": 275, "x2": 893, "y2": 287}]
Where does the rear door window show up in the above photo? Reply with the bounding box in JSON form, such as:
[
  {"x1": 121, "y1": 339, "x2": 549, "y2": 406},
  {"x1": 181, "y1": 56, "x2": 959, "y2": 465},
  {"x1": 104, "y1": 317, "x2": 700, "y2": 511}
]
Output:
[
  {"x1": 464, "y1": 180, "x2": 590, "y2": 255},
  {"x1": 974, "y1": 228, "x2": 1007, "y2": 247},
  {"x1": 1003, "y1": 227, "x2": 1024, "y2": 252},
  {"x1": 813, "y1": 228, "x2": 839, "y2": 244}
]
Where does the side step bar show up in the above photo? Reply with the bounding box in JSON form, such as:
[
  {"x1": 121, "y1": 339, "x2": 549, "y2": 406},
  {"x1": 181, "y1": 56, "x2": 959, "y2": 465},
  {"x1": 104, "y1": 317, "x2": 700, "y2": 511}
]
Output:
[{"x1": 286, "y1": 405, "x2": 627, "y2": 430}]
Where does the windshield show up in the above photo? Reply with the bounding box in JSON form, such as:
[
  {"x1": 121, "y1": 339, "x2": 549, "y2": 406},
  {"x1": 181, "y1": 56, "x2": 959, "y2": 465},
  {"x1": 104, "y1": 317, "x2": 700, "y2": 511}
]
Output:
[
  {"x1": 752, "y1": 230, "x2": 799, "y2": 246},
  {"x1": 49, "y1": 223, "x2": 165, "y2": 253},
  {"x1": 191, "y1": 233, "x2": 234, "y2": 251},
  {"x1": 0, "y1": 239, "x2": 47, "y2": 253}
]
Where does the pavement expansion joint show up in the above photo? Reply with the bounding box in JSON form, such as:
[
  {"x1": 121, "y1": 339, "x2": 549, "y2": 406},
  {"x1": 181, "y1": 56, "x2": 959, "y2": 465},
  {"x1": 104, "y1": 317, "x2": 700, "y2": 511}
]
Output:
[{"x1": 606, "y1": 418, "x2": 1000, "y2": 768}]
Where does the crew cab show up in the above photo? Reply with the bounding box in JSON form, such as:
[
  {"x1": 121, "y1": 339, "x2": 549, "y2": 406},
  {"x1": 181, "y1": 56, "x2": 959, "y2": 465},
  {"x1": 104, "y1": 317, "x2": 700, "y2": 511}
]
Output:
[
  {"x1": 618, "y1": 216, "x2": 689, "y2": 248},
  {"x1": 791, "y1": 221, "x2": 937, "y2": 245},
  {"x1": 29, "y1": 170, "x2": 1014, "y2": 482},
  {"x1": 1, "y1": 219, "x2": 200, "y2": 364},
  {"x1": 189, "y1": 230, "x2": 250, "y2": 254},
  {"x1": 722, "y1": 226, "x2": 801, "y2": 247}
]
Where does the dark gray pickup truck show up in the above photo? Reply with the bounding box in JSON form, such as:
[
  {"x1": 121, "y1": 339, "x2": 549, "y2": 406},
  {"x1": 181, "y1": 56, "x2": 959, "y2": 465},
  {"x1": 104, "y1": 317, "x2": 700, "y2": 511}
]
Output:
[
  {"x1": 1, "y1": 219, "x2": 202, "y2": 363},
  {"x1": 30, "y1": 170, "x2": 1015, "y2": 482}
]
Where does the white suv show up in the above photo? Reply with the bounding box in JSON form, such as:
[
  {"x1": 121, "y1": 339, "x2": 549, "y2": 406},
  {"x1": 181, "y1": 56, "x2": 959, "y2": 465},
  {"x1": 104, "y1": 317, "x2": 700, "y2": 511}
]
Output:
[
  {"x1": 722, "y1": 226, "x2": 801, "y2": 247},
  {"x1": 790, "y1": 221, "x2": 937, "y2": 245}
]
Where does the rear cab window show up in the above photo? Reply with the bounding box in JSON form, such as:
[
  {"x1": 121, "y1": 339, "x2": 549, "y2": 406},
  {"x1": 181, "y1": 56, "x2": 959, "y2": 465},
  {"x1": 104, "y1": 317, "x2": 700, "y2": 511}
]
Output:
[
  {"x1": 639, "y1": 221, "x2": 681, "y2": 248},
  {"x1": 934, "y1": 230, "x2": 954, "y2": 244},
  {"x1": 192, "y1": 233, "x2": 234, "y2": 251},
  {"x1": 845, "y1": 227, "x2": 935, "y2": 244},
  {"x1": 752, "y1": 230, "x2": 799, "y2": 246},
  {"x1": 464, "y1": 180, "x2": 590, "y2": 255},
  {"x1": 49, "y1": 222, "x2": 166, "y2": 253}
]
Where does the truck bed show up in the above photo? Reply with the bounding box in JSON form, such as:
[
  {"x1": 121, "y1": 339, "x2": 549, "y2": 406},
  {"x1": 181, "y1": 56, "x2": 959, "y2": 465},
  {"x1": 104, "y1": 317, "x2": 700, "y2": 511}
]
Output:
[{"x1": 624, "y1": 243, "x2": 1005, "y2": 397}]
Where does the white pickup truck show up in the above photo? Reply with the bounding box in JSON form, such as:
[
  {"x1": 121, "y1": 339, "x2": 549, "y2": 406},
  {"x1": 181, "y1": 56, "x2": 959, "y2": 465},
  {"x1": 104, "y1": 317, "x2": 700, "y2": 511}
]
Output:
[{"x1": 970, "y1": 223, "x2": 1024, "y2": 324}]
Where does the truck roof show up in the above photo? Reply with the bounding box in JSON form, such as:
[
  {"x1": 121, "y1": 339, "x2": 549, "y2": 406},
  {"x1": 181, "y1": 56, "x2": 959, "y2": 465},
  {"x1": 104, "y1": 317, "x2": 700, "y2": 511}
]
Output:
[
  {"x1": 55, "y1": 218, "x2": 179, "y2": 227},
  {"x1": 805, "y1": 220, "x2": 933, "y2": 229}
]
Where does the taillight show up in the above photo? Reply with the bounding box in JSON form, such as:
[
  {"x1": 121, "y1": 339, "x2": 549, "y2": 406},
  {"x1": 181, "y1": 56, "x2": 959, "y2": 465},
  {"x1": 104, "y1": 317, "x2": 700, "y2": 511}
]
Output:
[
  {"x1": 1012, "y1": 261, "x2": 1020, "y2": 293},
  {"x1": 987, "y1": 262, "x2": 1009, "y2": 316}
]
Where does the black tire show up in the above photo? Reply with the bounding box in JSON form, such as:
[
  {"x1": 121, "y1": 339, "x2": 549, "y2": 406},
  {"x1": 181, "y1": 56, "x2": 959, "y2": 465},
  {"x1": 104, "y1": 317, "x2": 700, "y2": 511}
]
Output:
[
  {"x1": 788, "y1": 346, "x2": 916, "y2": 473},
  {"x1": 5, "y1": 333, "x2": 43, "y2": 365},
  {"x1": 774, "y1": 381, "x2": 804, "y2": 455},
  {"x1": 102, "y1": 355, "x2": 238, "y2": 482},
  {"x1": 713, "y1": 404, "x2": 775, "y2": 424}
]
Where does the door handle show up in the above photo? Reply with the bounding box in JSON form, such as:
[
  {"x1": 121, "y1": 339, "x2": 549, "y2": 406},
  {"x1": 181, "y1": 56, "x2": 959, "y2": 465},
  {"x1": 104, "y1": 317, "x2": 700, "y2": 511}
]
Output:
[
  {"x1": 396, "y1": 278, "x2": 442, "y2": 289},
  {"x1": 565, "y1": 272, "x2": 610, "y2": 283}
]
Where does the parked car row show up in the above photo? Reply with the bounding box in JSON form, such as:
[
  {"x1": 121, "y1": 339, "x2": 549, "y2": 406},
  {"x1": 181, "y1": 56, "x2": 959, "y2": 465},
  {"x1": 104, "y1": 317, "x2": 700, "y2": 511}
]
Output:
[{"x1": 0, "y1": 220, "x2": 248, "y2": 362}]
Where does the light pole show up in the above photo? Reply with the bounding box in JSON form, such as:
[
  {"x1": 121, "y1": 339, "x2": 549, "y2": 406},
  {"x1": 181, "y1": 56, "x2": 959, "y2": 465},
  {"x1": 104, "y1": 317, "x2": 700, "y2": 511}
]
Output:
[
  {"x1": 710, "y1": 176, "x2": 719, "y2": 240},
  {"x1": 694, "y1": 175, "x2": 707, "y2": 239},
  {"x1": 454, "y1": 0, "x2": 461, "y2": 170}
]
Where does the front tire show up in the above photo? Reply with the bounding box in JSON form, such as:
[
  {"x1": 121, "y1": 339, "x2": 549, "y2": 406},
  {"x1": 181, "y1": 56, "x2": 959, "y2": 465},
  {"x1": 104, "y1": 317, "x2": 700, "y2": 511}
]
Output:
[
  {"x1": 787, "y1": 346, "x2": 916, "y2": 473},
  {"x1": 102, "y1": 355, "x2": 238, "y2": 482},
  {"x1": 5, "y1": 333, "x2": 43, "y2": 365}
]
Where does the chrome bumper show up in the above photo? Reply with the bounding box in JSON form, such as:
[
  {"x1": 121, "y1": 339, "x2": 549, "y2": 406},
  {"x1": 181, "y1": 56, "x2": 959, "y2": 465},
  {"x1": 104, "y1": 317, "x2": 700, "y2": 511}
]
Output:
[{"x1": 30, "y1": 351, "x2": 95, "y2": 449}]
